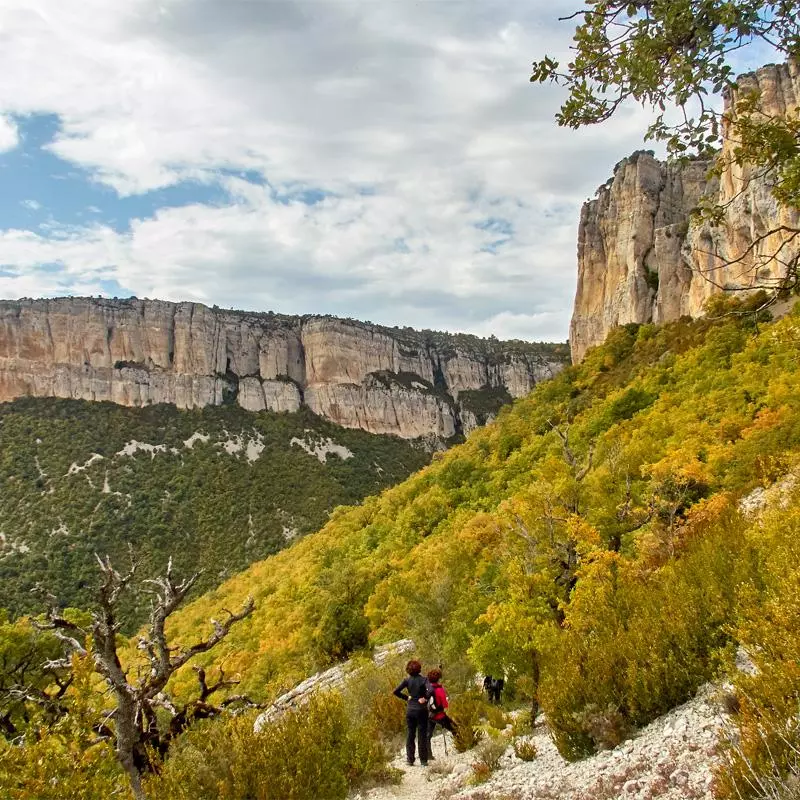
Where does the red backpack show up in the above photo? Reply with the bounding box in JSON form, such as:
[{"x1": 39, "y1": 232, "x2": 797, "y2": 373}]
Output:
[{"x1": 428, "y1": 684, "x2": 448, "y2": 716}]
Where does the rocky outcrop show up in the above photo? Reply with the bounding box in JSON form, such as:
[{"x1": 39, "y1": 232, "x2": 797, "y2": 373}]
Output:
[
  {"x1": 571, "y1": 151, "x2": 710, "y2": 362},
  {"x1": 571, "y1": 60, "x2": 800, "y2": 363},
  {"x1": 0, "y1": 298, "x2": 567, "y2": 440},
  {"x1": 254, "y1": 639, "x2": 415, "y2": 730},
  {"x1": 417, "y1": 685, "x2": 726, "y2": 800}
]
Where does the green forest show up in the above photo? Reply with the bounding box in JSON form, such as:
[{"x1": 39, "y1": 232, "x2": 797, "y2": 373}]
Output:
[{"x1": 0, "y1": 399, "x2": 429, "y2": 627}]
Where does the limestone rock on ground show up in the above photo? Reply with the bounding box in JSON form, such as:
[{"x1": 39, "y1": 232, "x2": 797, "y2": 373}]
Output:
[
  {"x1": 254, "y1": 639, "x2": 416, "y2": 730},
  {"x1": 353, "y1": 684, "x2": 728, "y2": 800}
]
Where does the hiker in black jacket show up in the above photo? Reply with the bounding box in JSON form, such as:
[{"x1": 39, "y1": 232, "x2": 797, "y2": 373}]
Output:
[{"x1": 393, "y1": 659, "x2": 430, "y2": 766}]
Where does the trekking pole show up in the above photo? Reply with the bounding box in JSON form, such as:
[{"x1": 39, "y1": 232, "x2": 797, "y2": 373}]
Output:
[{"x1": 441, "y1": 725, "x2": 448, "y2": 756}]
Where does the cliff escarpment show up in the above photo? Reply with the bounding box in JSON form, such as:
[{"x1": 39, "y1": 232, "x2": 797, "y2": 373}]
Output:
[
  {"x1": 0, "y1": 297, "x2": 568, "y2": 439},
  {"x1": 571, "y1": 60, "x2": 800, "y2": 362}
]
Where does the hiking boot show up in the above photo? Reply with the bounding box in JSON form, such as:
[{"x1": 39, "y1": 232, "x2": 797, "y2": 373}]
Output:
[
  {"x1": 420, "y1": 762, "x2": 428, "y2": 767},
  {"x1": 406, "y1": 760, "x2": 414, "y2": 766}
]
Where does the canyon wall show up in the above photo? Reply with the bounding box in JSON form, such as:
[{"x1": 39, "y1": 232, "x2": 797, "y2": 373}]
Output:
[
  {"x1": 0, "y1": 298, "x2": 567, "y2": 440},
  {"x1": 571, "y1": 60, "x2": 800, "y2": 363}
]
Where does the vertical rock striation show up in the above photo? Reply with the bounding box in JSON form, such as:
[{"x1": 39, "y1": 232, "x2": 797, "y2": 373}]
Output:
[
  {"x1": 0, "y1": 298, "x2": 568, "y2": 440},
  {"x1": 571, "y1": 151, "x2": 710, "y2": 362},
  {"x1": 571, "y1": 60, "x2": 800, "y2": 363}
]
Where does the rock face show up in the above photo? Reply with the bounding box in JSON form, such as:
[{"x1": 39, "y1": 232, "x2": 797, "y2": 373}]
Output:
[
  {"x1": 571, "y1": 60, "x2": 800, "y2": 363},
  {"x1": 0, "y1": 298, "x2": 567, "y2": 440}
]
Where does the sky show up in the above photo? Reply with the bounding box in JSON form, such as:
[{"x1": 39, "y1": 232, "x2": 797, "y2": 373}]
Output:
[{"x1": 0, "y1": 0, "x2": 758, "y2": 342}]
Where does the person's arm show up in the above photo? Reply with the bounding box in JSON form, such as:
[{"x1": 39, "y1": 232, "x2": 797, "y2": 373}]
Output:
[{"x1": 393, "y1": 678, "x2": 409, "y2": 701}]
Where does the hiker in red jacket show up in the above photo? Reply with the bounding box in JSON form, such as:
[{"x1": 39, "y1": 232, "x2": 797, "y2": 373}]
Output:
[{"x1": 426, "y1": 668, "x2": 456, "y2": 750}]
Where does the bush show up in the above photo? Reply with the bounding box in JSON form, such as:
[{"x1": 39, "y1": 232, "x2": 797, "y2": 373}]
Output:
[
  {"x1": 513, "y1": 738, "x2": 537, "y2": 761},
  {"x1": 510, "y1": 713, "x2": 533, "y2": 738},
  {"x1": 449, "y1": 690, "x2": 486, "y2": 752},
  {"x1": 341, "y1": 659, "x2": 407, "y2": 743},
  {"x1": 470, "y1": 762, "x2": 493, "y2": 785},
  {"x1": 483, "y1": 703, "x2": 509, "y2": 731},
  {"x1": 716, "y1": 497, "x2": 800, "y2": 799},
  {"x1": 541, "y1": 508, "x2": 750, "y2": 759},
  {"x1": 150, "y1": 691, "x2": 392, "y2": 800},
  {"x1": 470, "y1": 735, "x2": 509, "y2": 783},
  {"x1": 0, "y1": 725, "x2": 127, "y2": 800}
]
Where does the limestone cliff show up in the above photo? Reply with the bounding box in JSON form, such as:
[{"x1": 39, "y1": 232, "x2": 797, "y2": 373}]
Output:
[
  {"x1": 0, "y1": 298, "x2": 568, "y2": 440},
  {"x1": 571, "y1": 60, "x2": 800, "y2": 363}
]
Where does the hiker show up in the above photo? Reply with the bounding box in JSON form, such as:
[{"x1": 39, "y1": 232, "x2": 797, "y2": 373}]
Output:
[
  {"x1": 393, "y1": 659, "x2": 430, "y2": 766},
  {"x1": 483, "y1": 674, "x2": 504, "y2": 704},
  {"x1": 426, "y1": 668, "x2": 456, "y2": 752},
  {"x1": 490, "y1": 676, "x2": 504, "y2": 704}
]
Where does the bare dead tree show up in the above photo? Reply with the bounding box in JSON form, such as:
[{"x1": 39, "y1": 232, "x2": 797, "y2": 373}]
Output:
[
  {"x1": 548, "y1": 421, "x2": 594, "y2": 485},
  {"x1": 0, "y1": 618, "x2": 74, "y2": 742},
  {"x1": 40, "y1": 554, "x2": 257, "y2": 800},
  {"x1": 692, "y1": 222, "x2": 800, "y2": 313}
]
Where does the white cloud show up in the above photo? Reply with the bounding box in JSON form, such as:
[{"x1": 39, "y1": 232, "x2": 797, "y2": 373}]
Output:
[
  {"x1": 0, "y1": 0, "x2": 661, "y2": 341},
  {"x1": 21, "y1": 199, "x2": 41, "y2": 211},
  {"x1": 0, "y1": 114, "x2": 18, "y2": 152}
]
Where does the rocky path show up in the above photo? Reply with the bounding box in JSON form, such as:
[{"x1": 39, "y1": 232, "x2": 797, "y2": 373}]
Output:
[
  {"x1": 353, "y1": 685, "x2": 728, "y2": 800},
  {"x1": 353, "y1": 731, "x2": 473, "y2": 800}
]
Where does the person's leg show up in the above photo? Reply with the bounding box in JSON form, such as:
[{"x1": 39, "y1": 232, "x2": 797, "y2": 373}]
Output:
[
  {"x1": 406, "y1": 714, "x2": 416, "y2": 764},
  {"x1": 440, "y1": 714, "x2": 456, "y2": 735},
  {"x1": 427, "y1": 718, "x2": 438, "y2": 759},
  {"x1": 417, "y1": 713, "x2": 429, "y2": 764}
]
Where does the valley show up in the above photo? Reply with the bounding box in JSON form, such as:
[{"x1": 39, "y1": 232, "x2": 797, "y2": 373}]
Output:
[{"x1": 0, "y1": 25, "x2": 799, "y2": 800}]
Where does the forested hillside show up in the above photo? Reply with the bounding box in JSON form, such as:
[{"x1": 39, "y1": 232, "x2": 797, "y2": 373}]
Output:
[
  {"x1": 0, "y1": 399, "x2": 428, "y2": 627},
  {"x1": 162, "y1": 298, "x2": 800, "y2": 733},
  {"x1": 4, "y1": 300, "x2": 800, "y2": 799}
]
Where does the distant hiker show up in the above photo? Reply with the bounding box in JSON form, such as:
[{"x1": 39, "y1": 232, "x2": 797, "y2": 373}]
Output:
[
  {"x1": 490, "y1": 676, "x2": 504, "y2": 704},
  {"x1": 393, "y1": 659, "x2": 430, "y2": 766},
  {"x1": 426, "y1": 668, "x2": 456, "y2": 751},
  {"x1": 483, "y1": 674, "x2": 504, "y2": 704}
]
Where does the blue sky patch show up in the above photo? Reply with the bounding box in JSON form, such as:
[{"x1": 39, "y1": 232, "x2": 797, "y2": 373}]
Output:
[
  {"x1": 476, "y1": 217, "x2": 513, "y2": 253},
  {"x1": 475, "y1": 217, "x2": 514, "y2": 237},
  {"x1": 0, "y1": 114, "x2": 231, "y2": 234}
]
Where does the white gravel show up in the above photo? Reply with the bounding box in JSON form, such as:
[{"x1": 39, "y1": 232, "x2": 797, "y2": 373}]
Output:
[{"x1": 353, "y1": 684, "x2": 728, "y2": 800}]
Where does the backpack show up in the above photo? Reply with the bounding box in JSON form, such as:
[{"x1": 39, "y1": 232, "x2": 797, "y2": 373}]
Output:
[{"x1": 428, "y1": 685, "x2": 446, "y2": 715}]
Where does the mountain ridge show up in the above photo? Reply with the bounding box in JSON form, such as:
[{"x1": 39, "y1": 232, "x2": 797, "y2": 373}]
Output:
[{"x1": 0, "y1": 296, "x2": 569, "y2": 440}]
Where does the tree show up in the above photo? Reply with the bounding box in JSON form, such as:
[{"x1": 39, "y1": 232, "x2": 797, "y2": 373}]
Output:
[
  {"x1": 532, "y1": 1, "x2": 800, "y2": 295},
  {"x1": 0, "y1": 612, "x2": 66, "y2": 739},
  {"x1": 469, "y1": 490, "x2": 601, "y2": 726},
  {"x1": 40, "y1": 556, "x2": 257, "y2": 800}
]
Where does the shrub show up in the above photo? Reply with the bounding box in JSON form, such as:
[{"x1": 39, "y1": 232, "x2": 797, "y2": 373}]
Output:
[
  {"x1": 484, "y1": 703, "x2": 509, "y2": 731},
  {"x1": 341, "y1": 659, "x2": 407, "y2": 742},
  {"x1": 513, "y1": 738, "x2": 538, "y2": 761},
  {"x1": 510, "y1": 713, "x2": 533, "y2": 738},
  {"x1": 0, "y1": 725, "x2": 127, "y2": 800},
  {"x1": 470, "y1": 735, "x2": 510, "y2": 783},
  {"x1": 716, "y1": 497, "x2": 800, "y2": 800},
  {"x1": 151, "y1": 691, "x2": 392, "y2": 800},
  {"x1": 541, "y1": 508, "x2": 750, "y2": 759},
  {"x1": 470, "y1": 762, "x2": 493, "y2": 785},
  {"x1": 449, "y1": 690, "x2": 486, "y2": 752}
]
